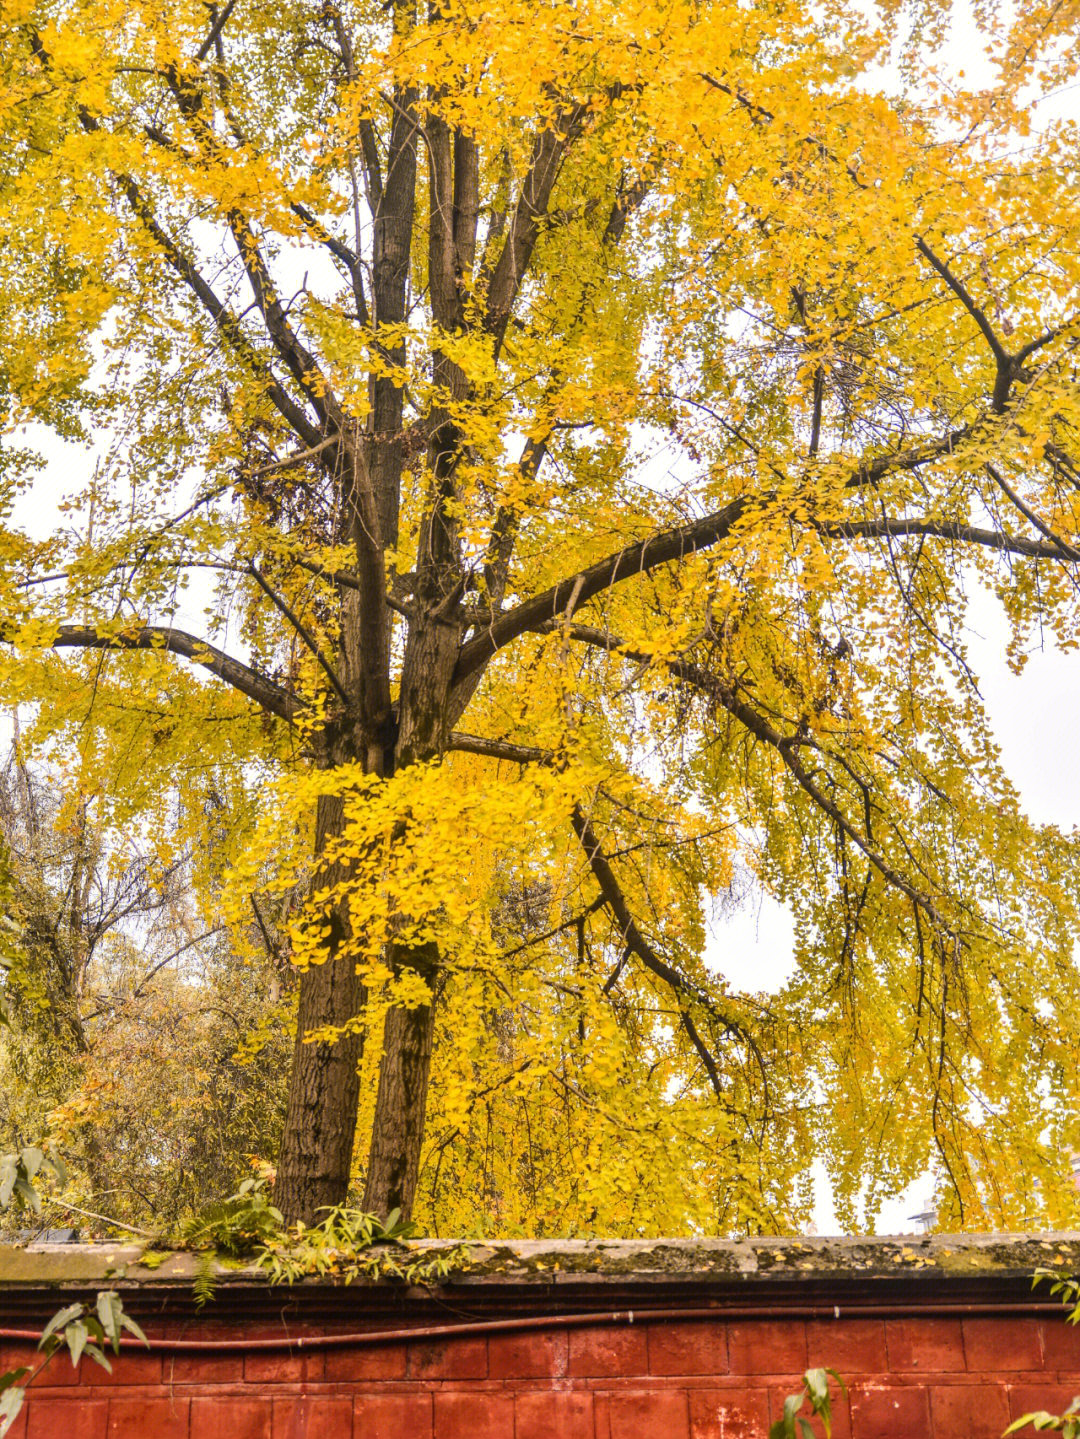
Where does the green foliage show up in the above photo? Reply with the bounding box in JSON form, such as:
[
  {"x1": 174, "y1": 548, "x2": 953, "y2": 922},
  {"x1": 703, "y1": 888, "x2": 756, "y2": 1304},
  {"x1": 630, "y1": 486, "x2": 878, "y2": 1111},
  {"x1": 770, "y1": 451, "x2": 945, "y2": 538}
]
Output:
[
  {"x1": 0, "y1": 1143, "x2": 66, "y2": 1215},
  {"x1": 1005, "y1": 1400, "x2": 1080, "y2": 1437},
  {"x1": 0, "y1": 1366, "x2": 29, "y2": 1439},
  {"x1": 168, "y1": 1180, "x2": 466, "y2": 1300},
  {"x1": 179, "y1": 1177, "x2": 284, "y2": 1257},
  {"x1": 0, "y1": 1290, "x2": 146, "y2": 1439},
  {"x1": 1006, "y1": 1272, "x2": 1080, "y2": 1436},
  {"x1": 770, "y1": 1368, "x2": 846, "y2": 1439},
  {"x1": 257, "y1": 1203, "x2": 468, "y2": 1287},
  {"x1": 1033, "y1": 1268, "x2": 1080, "y2": 1323},
  {"x1": 176, "y1": 1176, "x2": 284, "y2": 1307}
]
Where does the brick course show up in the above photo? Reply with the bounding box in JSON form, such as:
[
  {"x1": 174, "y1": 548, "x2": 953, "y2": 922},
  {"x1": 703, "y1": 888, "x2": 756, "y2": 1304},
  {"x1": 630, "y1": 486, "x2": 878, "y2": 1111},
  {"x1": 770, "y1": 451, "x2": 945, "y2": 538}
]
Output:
[{"x1": 11, "y1": 1312, "x2": 1080, "y2": 1437}]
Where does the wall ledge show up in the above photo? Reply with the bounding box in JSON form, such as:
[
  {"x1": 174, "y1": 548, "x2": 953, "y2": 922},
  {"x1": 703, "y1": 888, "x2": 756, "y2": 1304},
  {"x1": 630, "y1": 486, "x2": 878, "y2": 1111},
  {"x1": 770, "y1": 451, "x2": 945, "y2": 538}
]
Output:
[{"x1": 1, "y1": 1232, "x2": 1078, "y2": 1327}]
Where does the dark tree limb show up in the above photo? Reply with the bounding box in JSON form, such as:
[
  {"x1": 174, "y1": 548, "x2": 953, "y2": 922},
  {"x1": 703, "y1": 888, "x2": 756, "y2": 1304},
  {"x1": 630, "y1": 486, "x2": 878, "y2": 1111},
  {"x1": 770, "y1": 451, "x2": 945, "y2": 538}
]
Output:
[
  {"x1": 818, "y1": 515, "x2": 1072, "y2": 559},
  {"x1": 983, "y1": 464, "x2": 1080, "y2": 561},
  {"x1": 248, "y1": 563, "x2": 353, "y2": 706},
  {"x1": 290, "y1": 201, "x2": 370, "y2": 328},
  {"x1": 570, "y1": 804, "x2": 725, "y2": 1101},
  {"x1": 448, "y1": 732, "x2": 551, "y2": 764},
  {"x1": 36, "y1": 624, "x2": 300, "y2": 720},
  {"x1": 195, "y1": 0, "x2": 238, "y2": 61},
  {"x1": 915, "y1": 237, "x2": 1010, "y2": 367},
  {"x1": 483, "y1": 102, "x2": 589, "y2": 353},
  {"x1": 455, "y1": 497, "x2": 748, "y2": 683}
]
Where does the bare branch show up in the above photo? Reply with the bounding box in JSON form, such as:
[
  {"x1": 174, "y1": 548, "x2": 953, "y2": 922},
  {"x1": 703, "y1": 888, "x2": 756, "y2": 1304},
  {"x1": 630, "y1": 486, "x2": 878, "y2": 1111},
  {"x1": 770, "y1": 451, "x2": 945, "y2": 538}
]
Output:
[{"x1": 448, "y1": 732, "x2": 551, "y2": 764}]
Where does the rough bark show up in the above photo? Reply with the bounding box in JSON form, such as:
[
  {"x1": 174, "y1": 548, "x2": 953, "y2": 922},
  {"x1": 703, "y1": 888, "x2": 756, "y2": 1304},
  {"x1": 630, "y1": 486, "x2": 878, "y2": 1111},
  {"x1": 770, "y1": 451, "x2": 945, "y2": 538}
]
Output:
[
  {"x1": 274, "y1": 790, "x2": 367, "y2": 1226},
  {"x1": 362, "y1": 940, "x2": 441, "y2": 1219}
]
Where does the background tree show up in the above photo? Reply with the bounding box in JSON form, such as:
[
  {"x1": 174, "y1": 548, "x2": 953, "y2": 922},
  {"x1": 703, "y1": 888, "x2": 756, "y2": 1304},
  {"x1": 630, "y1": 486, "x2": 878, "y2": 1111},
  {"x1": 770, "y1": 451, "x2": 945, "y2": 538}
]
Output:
[
  {"x1": 0, "y1": 742, "x2": 291, "y2": 1233},
  {"x1": 0, "y1": 0, "x2": 1078, "y2": 1232}
]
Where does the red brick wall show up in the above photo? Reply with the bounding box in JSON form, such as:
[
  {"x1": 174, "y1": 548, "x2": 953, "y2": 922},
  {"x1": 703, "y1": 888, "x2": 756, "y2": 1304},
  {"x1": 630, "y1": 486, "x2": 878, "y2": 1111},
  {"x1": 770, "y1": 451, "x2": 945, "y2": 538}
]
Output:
[{"x1": 4, "y1": 1312, "x2": 1080, "y2": 1438}]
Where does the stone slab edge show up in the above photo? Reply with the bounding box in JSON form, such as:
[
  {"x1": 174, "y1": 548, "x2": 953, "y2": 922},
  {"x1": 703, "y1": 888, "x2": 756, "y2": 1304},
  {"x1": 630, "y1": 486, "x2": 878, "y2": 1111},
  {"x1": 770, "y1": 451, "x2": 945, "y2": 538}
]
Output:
[{"x1": 1, "y1": 1232, "x2": 1079, "y2": 1289}]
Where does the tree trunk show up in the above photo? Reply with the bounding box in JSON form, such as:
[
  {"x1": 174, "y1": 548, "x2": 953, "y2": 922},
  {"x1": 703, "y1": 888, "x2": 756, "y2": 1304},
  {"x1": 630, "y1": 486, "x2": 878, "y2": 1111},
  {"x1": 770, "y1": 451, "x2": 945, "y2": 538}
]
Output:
[
  {"x1": 274, "y1": 791, "x2": 367, "y2": 1227},
  {"x1": 362, "y1": 939, "x2": 440, "y2": 1220}
]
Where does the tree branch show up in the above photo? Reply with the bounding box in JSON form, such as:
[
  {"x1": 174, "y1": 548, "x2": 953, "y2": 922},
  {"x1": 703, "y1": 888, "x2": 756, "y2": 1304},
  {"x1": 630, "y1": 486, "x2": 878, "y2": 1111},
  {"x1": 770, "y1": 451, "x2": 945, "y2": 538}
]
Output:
[
  {"x1": 563, "y1": 627, "x2": 953, "y2": 935},
  {"x1": 195, "y1": 0, "x2": 238, "y2": 61},
  {"x1": 455, "y1": 497, "x2": 748, "y2": 684},
  {"x1": 983, "y1": 464, "x2": 1080, "y2": 561},
  {"x1": 448, "y1": 732, "x2": 551, "y2": 764},
  {"x1": 483, "y1": 102, "x2": 589, "y2": 353},
  {"x1": 818, "y1": 515, "x2": 1073, "y2": 560},
  {"x1": 570, "y1": 804, "x2": 724, "y2": 1100},
  {"x1": 915, "y1": 238, "x2": 1009, "y2": 367},
  {"x1": 28, "y1": 23, "x2": 325, "y2": 452},
  {"x1": 33, "y1": 624, "x2": 300, "y2": 721},
  {"x1": 290, "y1": 202, "x2": 370, "y2": 328},
  {"x1": 247, "y1": 563, "x2": 353, "y2": 706}
]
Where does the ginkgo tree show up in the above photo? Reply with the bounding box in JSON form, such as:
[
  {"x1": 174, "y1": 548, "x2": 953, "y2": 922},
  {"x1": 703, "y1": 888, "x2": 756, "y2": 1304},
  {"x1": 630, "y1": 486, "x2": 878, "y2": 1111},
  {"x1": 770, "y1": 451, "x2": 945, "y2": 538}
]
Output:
[{"x1": 1, "y1": 0, "x2": 1079, "y2": 1234}]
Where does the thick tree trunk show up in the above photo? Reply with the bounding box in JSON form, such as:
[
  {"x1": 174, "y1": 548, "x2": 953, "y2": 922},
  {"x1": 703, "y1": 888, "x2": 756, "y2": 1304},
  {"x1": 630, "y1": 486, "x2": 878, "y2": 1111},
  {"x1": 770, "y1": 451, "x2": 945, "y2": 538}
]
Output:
[
  {"x1": 274, "y1": 792, "x2": 367, "y2": 1227},
  {"x1": 362, "y1": 939, "x2": 440, "y2": 1220}
]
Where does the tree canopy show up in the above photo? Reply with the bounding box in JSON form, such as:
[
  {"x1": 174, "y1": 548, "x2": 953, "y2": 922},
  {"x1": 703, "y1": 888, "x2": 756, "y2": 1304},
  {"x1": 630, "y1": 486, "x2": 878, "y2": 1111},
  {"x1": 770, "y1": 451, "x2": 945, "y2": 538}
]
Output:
[{"x1": 0, "y1": 0, "x2": 1079, "y2": 1235}]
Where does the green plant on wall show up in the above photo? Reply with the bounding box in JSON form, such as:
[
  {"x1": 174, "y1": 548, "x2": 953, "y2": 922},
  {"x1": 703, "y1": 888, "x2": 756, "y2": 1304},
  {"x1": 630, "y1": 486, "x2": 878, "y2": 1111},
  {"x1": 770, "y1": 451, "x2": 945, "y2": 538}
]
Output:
[
  {"x1": 164, "y1": 1176, "x2": 468, "y2": 1305},
  {"x1": 257, "y1": 1202, "x2": 467, "y2": 1286},
  {"x1": 0, "y1": 1290, "x2": 147, "y2": 1437},
  {"x1": 1005, "y1": 1271, "x2": 1080, "y2": 1437},
  {"x1": 770, "y1": 1367, "x2": 846, "y2": 1439},
  {"x1": 1006, "y1": 1399, "x2": 1080, "y2": 1438}
]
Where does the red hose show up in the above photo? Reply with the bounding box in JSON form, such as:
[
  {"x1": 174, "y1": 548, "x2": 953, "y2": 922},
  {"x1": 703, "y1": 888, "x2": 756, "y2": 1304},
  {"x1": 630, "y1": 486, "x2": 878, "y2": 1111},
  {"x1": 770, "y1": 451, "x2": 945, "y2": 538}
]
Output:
[{"x1": 0, "y1": 1300, "x2": 1061, "y2": 1353}]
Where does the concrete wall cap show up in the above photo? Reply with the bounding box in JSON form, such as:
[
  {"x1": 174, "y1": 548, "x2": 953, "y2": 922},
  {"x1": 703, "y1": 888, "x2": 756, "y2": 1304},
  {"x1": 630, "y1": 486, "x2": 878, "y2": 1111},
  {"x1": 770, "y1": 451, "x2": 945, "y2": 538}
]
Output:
[{"x1": 2, "y1": 1231, "x2": 1080, "y2": 1289}]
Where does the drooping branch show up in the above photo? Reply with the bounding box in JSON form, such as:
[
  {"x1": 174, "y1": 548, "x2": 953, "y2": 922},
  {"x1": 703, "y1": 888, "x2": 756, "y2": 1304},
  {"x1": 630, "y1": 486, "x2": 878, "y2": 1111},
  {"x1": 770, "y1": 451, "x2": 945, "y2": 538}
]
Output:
[
  {"x1": 570, "y1": 804, "x2": 725, "y2": 1101},
  {"x1": 562, "y1": 625, "x2": 955, "y2": 936},
  {"x1": 983, "y1": 464, "x2": 1080, "y2": 561},
  {"x1": 449, "y1": 729, "x2": 736, "y2": 1098},
  {"x1": 36, "y1": 624, "x2": 300, "y2": 721}
]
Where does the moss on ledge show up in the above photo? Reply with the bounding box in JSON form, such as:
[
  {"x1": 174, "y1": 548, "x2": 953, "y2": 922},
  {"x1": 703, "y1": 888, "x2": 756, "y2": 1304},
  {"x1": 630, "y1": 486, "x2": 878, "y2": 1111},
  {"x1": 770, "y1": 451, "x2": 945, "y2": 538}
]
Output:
[{"x1": 1, "y1": 1231, "x2": 1079, "y2": 1291}]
